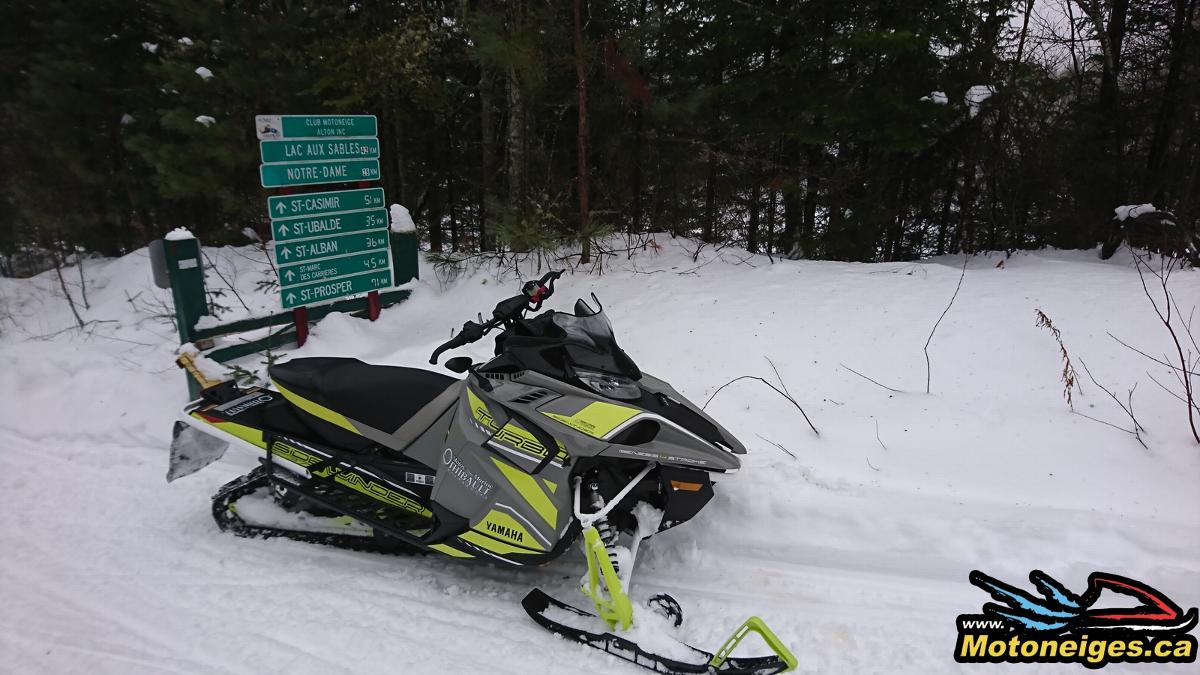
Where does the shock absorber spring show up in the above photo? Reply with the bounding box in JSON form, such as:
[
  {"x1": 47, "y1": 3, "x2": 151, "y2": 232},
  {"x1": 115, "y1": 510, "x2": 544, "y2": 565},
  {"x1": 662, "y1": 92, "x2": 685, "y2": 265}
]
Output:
[{"x1": 588, "y1": 481, "x2": 622, "y2": 574}]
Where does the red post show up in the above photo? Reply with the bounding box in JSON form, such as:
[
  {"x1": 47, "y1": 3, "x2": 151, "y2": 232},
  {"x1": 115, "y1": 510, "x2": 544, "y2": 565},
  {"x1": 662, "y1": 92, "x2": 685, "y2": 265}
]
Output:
[
  {"x1": 293, "y1": 306, "x2": 309, "y2": 346},
  {"x1": 367, "y1": 290, "x2": 381, "y2": 321}
]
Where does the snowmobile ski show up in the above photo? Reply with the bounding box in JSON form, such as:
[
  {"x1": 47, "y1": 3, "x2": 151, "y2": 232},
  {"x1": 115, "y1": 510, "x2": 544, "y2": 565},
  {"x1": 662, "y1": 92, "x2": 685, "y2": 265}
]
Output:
[{"x1": 522, "y1": 589, "x2": 797, "y2": 675}]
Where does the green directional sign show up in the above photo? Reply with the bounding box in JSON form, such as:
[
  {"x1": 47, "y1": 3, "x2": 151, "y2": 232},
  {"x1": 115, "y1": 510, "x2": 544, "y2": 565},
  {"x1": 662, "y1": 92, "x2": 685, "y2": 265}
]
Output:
[
  {"x1": 267, "y1": 188, "x2": 386, "y2": 219},
  {"x1": 273, "y1": 208, "x2": 388, "y2": 242},
  {"x1": 256, "y1": 114, "x2": 378, "y2": 140},
  {"x1": 278, "y1": 250, "x2": 390, "y2": 288},
  {"x1": 260, "y1": 137, "x2": 380, "y2": 163},
  {"x1": 273, "y1": 230, "x2": 389, "y2": 265},
  {"x1": 281, "y1": 269, "x2": 392, "y2": 309},
  {"x1": 260, "y1": 158, "x2": 380, "y2": 188},
  {"x1": 256, "y1": 114, "x2": 394, "y2": 309}
]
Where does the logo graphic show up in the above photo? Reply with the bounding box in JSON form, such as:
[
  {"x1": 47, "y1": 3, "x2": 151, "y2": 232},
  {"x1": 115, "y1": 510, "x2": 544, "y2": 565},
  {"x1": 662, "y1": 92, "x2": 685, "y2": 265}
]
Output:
[{"x1": 956, "y1": 570, "x2": 1196, "y2": 668}]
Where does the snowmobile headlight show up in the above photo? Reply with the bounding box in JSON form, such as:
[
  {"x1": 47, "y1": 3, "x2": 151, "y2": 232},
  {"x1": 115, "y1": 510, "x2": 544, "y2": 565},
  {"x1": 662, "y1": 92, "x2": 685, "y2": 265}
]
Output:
[{"x1": 575, "y1": 368, "x2": 641, "y2": 401}]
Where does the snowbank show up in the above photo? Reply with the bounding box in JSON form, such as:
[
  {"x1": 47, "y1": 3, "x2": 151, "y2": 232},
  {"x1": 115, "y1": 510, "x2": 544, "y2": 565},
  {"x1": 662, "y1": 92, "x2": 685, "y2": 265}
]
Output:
[{"x1": 0, "y1": 238, "x2": 1196, "y2": 674}]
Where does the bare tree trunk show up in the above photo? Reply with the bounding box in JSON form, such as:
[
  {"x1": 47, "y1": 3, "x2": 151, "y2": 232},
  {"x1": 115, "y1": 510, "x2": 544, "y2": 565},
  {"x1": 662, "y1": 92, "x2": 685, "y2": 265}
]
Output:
[
  {"x1": 506, "y1": 64, "x2": 525, "y2": 215},
  {"x1": 574, "y1": 0, "x2": 591, "y2": 264},
  {"x1": 702, "y1": 148, "x2": 717, "y2": 242},
  {"x1": 479, "y1": 66, "x2": 496, "y2": 251},
  {"x1": 75, "y1": 250, "x2": 90, "y2": 310},
  {"x1": 630, "y1": 0, "x2": 648, "y2": 235},
  {"x1": 765, "y1": 189, "x2": 777, "y2": 254},
  {"x1": 1143, "y1": 0, "x2": 1195, "y2": 203},
  {"x1": 747, "y1": 182, "x2": 761, "y2": 253}
]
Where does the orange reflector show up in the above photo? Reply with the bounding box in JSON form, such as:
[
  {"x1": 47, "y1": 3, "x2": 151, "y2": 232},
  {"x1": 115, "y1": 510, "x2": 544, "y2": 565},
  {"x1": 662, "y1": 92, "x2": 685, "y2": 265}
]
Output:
[{"x1": 670, "y1": 480, "x2": 704, "y2": 492}]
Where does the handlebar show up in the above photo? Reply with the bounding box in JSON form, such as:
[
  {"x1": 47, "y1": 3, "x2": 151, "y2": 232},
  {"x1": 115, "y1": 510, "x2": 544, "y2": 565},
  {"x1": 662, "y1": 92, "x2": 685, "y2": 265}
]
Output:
[{"x1": 428, "y1": 270, "x2": 564, "y2": 364}]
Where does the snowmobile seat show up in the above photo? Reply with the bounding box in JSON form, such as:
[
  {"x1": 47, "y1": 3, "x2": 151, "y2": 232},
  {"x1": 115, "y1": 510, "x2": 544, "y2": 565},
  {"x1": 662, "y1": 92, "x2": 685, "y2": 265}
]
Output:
[{"x1": 269, "y1": 357, "x2": 456, "y2": 450}]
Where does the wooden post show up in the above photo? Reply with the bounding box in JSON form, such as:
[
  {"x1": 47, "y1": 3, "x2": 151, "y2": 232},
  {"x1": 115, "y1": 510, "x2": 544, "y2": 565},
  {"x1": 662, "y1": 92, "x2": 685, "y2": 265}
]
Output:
[
  {"x1": 367, "y1": 290, "x2": 381, "y2": 321},
  {"x1": 293, "y1": 306, "x2": 309, "y2": 347}
]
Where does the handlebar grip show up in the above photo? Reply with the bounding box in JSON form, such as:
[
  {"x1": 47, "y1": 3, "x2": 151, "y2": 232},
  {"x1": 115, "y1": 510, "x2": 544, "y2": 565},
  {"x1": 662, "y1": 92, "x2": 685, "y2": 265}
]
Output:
[
  {"x1": 428, "y1": 320, "x2": 488, "y2": 364},
  {"x1": 428, "y1": 335, "x2": 464, "y2": 364}
]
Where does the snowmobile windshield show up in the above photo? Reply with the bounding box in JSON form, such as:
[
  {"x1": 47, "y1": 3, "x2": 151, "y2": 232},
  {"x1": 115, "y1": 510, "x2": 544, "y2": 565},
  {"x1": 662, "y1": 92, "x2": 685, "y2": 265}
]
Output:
[
  {"x1": 487, "y1": 295, "x2": 641, "y2": 381},
  {"x1": 547, "y1": 297, "x2": 639, "y2": 378},
  {"x1": 550, "y1": 298, "x2": 616, "y2": 351}
]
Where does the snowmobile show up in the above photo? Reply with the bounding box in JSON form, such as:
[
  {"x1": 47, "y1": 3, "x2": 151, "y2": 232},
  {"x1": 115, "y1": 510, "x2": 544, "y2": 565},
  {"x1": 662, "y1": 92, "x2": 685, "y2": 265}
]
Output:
[{"x1": 169, "y1": 270, "x2": 796, "y2": 674}]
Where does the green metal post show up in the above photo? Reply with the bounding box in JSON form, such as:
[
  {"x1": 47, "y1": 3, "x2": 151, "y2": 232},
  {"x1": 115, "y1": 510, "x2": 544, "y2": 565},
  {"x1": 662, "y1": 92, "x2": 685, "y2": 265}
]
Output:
[
  {"x1": 390, "y1": 231, "x2": 420, "y2": 285},
  {"x1": 163, "y1": 235, "x2": 208, "y2": 397}
]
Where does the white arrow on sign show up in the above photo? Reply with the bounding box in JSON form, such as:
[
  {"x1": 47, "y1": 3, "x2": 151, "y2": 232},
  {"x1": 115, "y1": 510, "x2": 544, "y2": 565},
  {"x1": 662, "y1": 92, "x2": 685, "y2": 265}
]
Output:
[
  {"x1": 280, "y1": 248, "x2": 291, "y2": 260},
  {"x1": 278, "y1": 223, "x2": 290, "y2": 237},
  {"x1": 274, "y1": 202, "x2": 287, "y2": 214},
  {"x1": 286, "y1": 292, "x2": 296, "y2": 304},
  {"x1": 284, "y1": 269, "x2": 295, "y2": 282}
]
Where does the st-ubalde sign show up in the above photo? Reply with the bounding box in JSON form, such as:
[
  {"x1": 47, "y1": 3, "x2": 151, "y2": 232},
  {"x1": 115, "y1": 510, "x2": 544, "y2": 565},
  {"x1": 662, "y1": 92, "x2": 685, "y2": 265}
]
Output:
[
  {"x1": 272, "y1": 208, "x2": 388, "y2": 242},
  {"x1": 255, "y1": 114, "x2": 378, "y2": 140}
]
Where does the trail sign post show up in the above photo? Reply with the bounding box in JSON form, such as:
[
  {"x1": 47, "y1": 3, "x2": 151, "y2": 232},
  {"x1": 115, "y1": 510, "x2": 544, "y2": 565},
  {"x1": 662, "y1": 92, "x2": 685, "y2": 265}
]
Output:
[{"x1": 256, "y1": 113, "x2": 401, "y2": 333}]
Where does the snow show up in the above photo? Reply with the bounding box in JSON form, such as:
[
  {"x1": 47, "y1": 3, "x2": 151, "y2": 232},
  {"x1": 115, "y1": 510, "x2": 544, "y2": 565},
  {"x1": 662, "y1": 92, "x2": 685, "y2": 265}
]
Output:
[
  {"x1": 193, "y1": 115, "x2": 216, "y2": 127},
  {"x1": 921, "y1": 91, "x2": 949, "y2": 105},
  {"x1": 177, "y1": 37, "x2": 193, "y2": 47},
  {"x1": 965, "y1": 85, "x2": 995, "y2": 117},
  {"x1": 141, "y1": 42, "x2": 158, "y2": 54},
  {"x1": 194, "y1": 66, "x2": 214, "y2": 80},
  {"x1": 163, "y1": 227, "x2": 195, "y2": 241},
  {"x1": 1, "y1": 237, "x2": 1197, "y2": 674},
  {"x1": 390, "y1": 203, "x2": 416, "y2": 233},
  {"x1": 120, "y1": 113, "x2": 136, "y2": 125},
  {"x1": 1114, "y1": 203, "x2": 1157, "y2": 221}
]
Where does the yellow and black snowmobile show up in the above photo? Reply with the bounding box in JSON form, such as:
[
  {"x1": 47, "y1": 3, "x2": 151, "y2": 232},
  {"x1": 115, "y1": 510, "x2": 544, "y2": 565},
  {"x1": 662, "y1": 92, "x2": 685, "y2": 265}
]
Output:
[{"x1": 169, "y1": 270, "x2": 796, "y2": 674}]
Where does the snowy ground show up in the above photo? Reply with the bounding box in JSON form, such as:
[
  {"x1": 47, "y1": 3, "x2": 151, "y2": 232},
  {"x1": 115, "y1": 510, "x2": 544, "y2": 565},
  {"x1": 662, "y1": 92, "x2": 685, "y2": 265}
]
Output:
[{"x1": 1, "y1": 237, "x2": 1197, "y2": 674}]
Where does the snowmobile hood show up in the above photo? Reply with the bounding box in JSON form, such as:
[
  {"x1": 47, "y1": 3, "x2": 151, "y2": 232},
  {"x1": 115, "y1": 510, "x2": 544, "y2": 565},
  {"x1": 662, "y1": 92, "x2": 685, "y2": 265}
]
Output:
[{"x1": 500, "y1": 370, "x2": 744, "y2": 473}]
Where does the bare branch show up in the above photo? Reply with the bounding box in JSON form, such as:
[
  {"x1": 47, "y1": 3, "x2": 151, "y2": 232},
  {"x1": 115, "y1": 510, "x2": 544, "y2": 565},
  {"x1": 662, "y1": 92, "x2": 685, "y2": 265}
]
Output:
[
  {"x1": 840, "y1": 363, "x2": 905, "y2": 393},
  {"x1": 1108, "y1": 332, "x2": 1200, "y2": 376},
  {"x1": 755, "y1": 434, "x2": 798, "y2": 461},
  {"x1": 1078, "y1": 359, "x2": 1148, "y2": 450},
  {"x1": 925, "y1": 256, "x2": 969, "y2": 393},
  {"x1": 704, "y1": 374, "x2": 819, "y2": 436},
  {"x1": 764, "y1": 355, "x2": 792, "y2": 399},
  {"x1": 1129, "y1": 246, "x2": 1199, "y2": 443}
]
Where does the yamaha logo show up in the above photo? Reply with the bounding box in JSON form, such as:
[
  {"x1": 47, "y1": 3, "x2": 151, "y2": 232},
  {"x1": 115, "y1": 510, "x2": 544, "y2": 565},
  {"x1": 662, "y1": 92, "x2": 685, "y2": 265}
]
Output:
[{"x1": 486, "y1": 521, "x2": 524, "y2": 542}]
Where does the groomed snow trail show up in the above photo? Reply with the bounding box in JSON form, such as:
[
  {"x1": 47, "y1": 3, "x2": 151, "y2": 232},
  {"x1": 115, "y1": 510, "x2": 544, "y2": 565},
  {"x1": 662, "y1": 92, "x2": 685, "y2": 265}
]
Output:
[{"x1": 1, "y1": 240, "x2": 1197, "y2": 674}]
